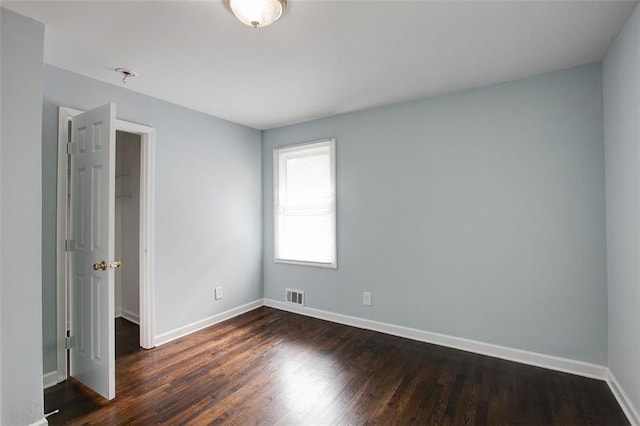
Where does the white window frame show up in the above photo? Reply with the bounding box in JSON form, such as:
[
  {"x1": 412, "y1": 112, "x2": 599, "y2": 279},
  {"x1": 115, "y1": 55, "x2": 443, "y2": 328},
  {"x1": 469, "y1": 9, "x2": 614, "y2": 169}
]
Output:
[{"x1": 274, "y1": 138, "x2": 337, "y2": 269}]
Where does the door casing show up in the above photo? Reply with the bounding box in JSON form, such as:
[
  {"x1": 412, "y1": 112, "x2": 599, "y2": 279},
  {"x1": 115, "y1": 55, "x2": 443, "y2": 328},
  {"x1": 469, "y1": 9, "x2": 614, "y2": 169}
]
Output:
[{"x1": 55, "y1": 106, "x2": 156, "y2": 384}]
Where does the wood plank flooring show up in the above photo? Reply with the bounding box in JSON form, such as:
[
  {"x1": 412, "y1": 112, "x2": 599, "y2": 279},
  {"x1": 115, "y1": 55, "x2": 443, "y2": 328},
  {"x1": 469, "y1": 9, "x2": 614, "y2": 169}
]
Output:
[
  {"x1": 115, "y1": 317, "x2": 141, "y2": 358},
  {"x1": 45, "y1": 307, "x2": 628, "y2": 425}
]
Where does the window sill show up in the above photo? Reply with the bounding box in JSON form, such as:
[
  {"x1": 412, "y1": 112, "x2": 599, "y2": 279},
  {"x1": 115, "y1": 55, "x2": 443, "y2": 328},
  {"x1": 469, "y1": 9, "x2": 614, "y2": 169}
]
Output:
[{"x1": 274, "y1": 258, "x2": 337, "y2": 269}]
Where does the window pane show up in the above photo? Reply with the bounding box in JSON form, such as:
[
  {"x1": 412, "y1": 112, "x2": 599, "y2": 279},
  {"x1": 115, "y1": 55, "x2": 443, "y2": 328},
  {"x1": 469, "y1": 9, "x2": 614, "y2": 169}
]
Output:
[
  {"x1": 277, "y1": 214, "x2": 333, "y2": 263},
  {"x1": 284, "y1": 152, "x2": 331, "y2": 209}
]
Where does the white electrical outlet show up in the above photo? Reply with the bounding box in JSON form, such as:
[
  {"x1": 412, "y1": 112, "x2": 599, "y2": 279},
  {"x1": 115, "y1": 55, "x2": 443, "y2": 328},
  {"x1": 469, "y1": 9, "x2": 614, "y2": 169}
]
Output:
[
  {"x1": 215, "y1": 286, "x2": 223, "y2": 300},
  {"x1": 363, "y1": 292, "x2": 372, "y2": 306}
]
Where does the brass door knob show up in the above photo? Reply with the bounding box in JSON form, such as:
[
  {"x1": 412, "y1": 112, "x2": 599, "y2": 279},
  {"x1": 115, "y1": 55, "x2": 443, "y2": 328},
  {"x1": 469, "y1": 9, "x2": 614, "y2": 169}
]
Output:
[
  {"x1": 110, "y1": 261, "x2": 122, "y2": 269},
  {"x1": 93, "y1": 261, "x2": 107, "y2": 271}
]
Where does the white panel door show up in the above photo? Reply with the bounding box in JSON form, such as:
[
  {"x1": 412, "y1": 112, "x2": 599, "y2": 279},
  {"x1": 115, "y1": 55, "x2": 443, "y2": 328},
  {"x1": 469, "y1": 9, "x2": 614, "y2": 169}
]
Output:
[{"x1": 69, "y1": 103, "x2": 116, "y2": 400}]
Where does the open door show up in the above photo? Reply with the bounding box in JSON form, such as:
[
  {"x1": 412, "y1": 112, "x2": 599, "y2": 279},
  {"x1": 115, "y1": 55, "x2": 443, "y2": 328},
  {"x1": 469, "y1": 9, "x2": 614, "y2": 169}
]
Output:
[{"x1": 69, "y1": 103, "x2": 117, "y2": 400}]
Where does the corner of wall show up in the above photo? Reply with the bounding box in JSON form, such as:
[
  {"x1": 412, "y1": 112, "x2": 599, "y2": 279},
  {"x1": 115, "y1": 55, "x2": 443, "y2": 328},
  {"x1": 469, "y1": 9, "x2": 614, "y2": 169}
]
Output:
[
  {"x1": 603, "y1": 3, "x2": 640, "y2": 424},
  {"x1": 608, "y1": 370, "x2": 640, "y2": 426}
]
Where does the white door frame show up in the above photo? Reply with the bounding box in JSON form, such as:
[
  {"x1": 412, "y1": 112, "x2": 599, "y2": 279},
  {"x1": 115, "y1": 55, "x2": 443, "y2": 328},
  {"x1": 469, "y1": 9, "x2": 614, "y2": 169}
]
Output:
[{"x1": 55, "y1": 106, "x2": 156, "y2": 383}]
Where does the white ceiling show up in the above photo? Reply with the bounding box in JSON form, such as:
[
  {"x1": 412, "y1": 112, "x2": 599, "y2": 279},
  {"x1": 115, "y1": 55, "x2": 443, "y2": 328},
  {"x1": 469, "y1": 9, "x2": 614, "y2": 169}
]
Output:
[{"x1": 4, "y1": 0, "x2": 638, "y2": 130}]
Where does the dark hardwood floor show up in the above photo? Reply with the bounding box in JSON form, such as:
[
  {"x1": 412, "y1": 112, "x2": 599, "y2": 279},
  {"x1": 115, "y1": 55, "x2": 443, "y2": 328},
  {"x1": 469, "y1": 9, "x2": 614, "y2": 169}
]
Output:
[
  {"x1": 114, "y1": 317, "x2": 141, "y2": 358},
  {"x1": 45, "y1": 307, "x2": 628, "y2": 425}
]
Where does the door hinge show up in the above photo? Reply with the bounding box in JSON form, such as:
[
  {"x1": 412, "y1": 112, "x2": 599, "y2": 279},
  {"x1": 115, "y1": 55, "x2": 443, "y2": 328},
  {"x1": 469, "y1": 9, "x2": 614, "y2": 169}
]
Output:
[
  {"x1": 67, "y1": 142, "x2": 74, "y2": 155},
  {"x1": 64, "y1": 336, "x2": 71, "y2": 350},
  {"x1": 64, "y1": 239, "x2": 75, "y2": 252}
]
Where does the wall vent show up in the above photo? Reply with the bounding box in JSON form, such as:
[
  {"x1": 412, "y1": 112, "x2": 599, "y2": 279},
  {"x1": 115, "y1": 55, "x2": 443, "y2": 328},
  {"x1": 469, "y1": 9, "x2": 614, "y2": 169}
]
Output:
[{"x1": 286, "y1": 288, "x2": 304, "y2": 306}]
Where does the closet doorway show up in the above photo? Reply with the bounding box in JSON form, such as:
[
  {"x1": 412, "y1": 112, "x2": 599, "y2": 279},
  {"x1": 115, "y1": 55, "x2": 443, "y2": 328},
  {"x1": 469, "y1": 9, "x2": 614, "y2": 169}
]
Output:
[{"x1": 115, "y1": 131, "x2": 141, "y2": 331}]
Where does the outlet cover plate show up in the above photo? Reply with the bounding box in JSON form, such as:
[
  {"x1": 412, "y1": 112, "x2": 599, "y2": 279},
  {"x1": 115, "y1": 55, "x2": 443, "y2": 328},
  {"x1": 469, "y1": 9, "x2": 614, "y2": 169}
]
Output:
[
  {"x1": 215, "y1": 286, "x2": 223, "y2": 300},
  {"x1": 363, "y1": 292, "x2": 372, "y2": 306}
]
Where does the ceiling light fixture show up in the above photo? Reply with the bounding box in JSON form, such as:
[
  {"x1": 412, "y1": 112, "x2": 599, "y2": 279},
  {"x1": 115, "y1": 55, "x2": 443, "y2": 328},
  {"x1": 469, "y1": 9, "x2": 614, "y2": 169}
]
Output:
[{"x1": 225, "y1": 0, "x2": 287, "y2": 28}]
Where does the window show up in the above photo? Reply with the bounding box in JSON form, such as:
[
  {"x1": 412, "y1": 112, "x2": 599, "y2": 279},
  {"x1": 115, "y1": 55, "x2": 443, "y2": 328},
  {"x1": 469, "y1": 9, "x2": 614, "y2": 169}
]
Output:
[{"x1": 274, "y1": 139, "x2": 336, "y2": 268}]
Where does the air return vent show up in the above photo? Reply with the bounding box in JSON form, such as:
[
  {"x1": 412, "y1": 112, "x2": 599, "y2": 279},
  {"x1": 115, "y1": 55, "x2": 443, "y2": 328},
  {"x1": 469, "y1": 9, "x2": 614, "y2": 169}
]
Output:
[{"x1": 286, "y1": 288, "x2": 304, "y2": 306}]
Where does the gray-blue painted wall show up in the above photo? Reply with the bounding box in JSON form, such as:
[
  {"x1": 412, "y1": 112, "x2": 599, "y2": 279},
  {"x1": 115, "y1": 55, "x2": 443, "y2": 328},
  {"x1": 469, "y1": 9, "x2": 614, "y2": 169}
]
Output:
[
  {"x1": 263, "y1": 63, "x2": 608, "y2": 365},
  {"x1": 604, "y1": 3, "x2": 640, "y2": 415},
  {"x1": 1, "y1": 8, "x2": 46, "y2": 425},
  {"x1": 41, "y1": 65, "x2": 263, "y2": 374}
]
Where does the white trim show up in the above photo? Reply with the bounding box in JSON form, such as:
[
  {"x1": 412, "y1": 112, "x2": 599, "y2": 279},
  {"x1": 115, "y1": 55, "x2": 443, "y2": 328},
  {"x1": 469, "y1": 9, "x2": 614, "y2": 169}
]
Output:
[
  {"x1": 263, "y1": 298, "x2": 608, "y2": 381},
  {"x1": 55, "y1": 107, "x2": 78, "y2": 383},
  {"x1": 274, "y1": 259, "x2": 337, "y2": 269},
  {"x1": 43, "y1": 371, "x2": 58, "y2": 390},
  {"x1": 55, "y1": 106, "x2": 157, "y2": 383},
  {"x1": 28, "y1": 418, "x2": 48, "y2": 426},
  {"x1": 120, "y1": 308, "x2": 140, "y2": 325},
  {"x1": 607, "y1": 370, "x2": 640, "y2": 426},
  {"x1": 154, "y1": 300, "x2": 263, "y2": 346},
  {"x1": 138, "y1": 128, "x2": 156, "y2": 349}
]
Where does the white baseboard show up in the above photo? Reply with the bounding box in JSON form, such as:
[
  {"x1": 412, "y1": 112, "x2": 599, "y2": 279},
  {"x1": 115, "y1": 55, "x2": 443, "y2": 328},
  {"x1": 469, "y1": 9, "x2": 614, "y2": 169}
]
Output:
[
  {"x1": 263, "y1": 299, "x2": 608, "y2": 381},
  {"x1": 154, "y1": 299, "x2": 263, "y2": 346},
  {"x1": 120, "y1": 308, "x2": 140, "y2": 325},
  {"x1": 43, "y1": 371, "x2": 58, "y2": 389},
  {"x1": 28, "y1": 418, "x2": 48, "y2": 426},
  {"x1": 607, "y1": 370, "x2": 640, "y2": 426}
]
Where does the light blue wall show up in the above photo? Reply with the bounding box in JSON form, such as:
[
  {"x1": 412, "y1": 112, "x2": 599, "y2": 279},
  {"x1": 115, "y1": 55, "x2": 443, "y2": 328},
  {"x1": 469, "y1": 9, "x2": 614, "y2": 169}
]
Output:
[
  {"x1": 1, "y1": 8, "x2": 46, "y2": 425},
  {"x1": 41, "y1": 65, "x2": 263, "y2": 373},
  {"x1": 604, "y1": 3, "x2": 640, "y2": 416},
  {"x1": 263, "y1": 63, "x2": 607, "y2": 365}
]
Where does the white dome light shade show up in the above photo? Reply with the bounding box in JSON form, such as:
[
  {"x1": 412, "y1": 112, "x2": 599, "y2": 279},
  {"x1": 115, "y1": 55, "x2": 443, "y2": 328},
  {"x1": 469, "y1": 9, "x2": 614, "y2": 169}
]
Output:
[{"x1": 225, "y1": 0, "x2": 287, "y2": 28}]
